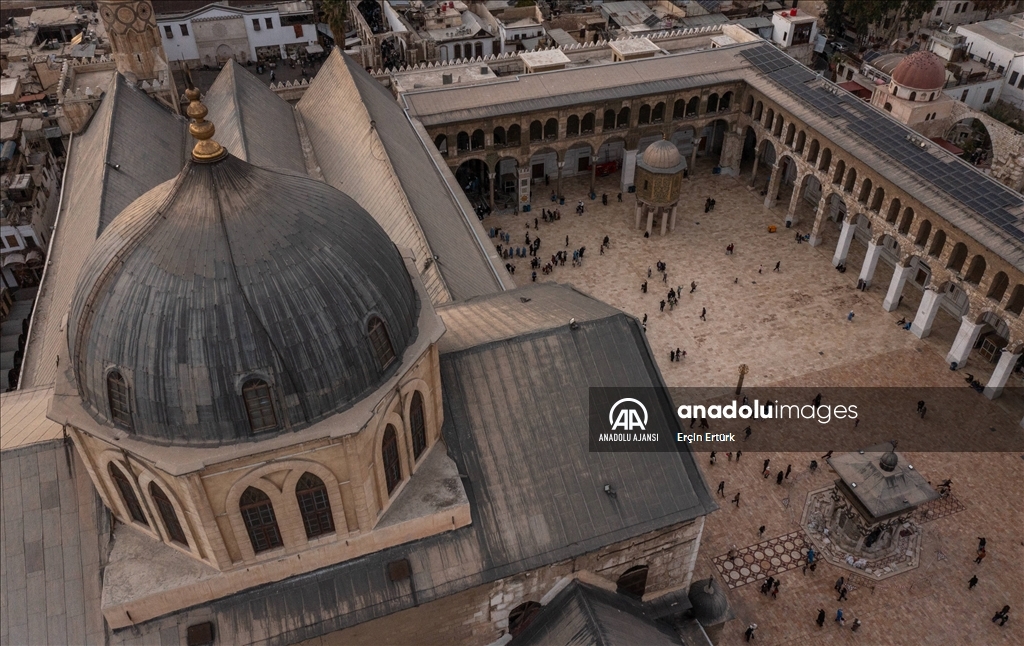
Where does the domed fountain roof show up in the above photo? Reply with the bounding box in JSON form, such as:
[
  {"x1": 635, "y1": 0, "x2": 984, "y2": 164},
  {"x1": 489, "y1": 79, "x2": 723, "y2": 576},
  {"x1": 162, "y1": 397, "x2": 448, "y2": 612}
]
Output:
[{"x1": 891, "y1": 51, "x2": 947, "y2": 91}]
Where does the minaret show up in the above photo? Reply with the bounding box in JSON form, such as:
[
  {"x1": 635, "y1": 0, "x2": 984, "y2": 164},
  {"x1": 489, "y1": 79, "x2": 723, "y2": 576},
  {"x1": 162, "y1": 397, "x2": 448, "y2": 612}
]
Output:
[{"x1": 96, "y1": 0, "x2": 179, "y2": 112}]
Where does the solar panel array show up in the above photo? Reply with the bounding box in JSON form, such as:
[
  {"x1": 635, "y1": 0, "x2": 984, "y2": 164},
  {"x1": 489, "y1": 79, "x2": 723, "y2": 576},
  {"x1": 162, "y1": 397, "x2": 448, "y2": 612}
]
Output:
[{"x1": 740, "y1": 45, "x2": 1024, "y2": 244}]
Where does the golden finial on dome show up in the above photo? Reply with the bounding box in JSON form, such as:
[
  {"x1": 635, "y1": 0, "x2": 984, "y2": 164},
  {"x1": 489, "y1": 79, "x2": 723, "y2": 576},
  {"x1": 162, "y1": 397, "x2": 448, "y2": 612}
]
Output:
[{"x1": 185, "y1": 86, "x2": 225, "y2": 162}]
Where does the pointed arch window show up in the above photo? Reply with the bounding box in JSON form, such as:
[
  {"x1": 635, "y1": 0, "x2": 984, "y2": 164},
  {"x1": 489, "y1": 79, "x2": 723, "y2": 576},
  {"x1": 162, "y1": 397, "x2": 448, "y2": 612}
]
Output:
[
  {"x1": 382, "y1": 425, "x2": 402, "y2": 495},
  {"x1": 368, "y1": 316, "x2": 396, "y2": 369},
  {"x1": 107, "y1": 371, "x2": 132, "y2": 430},
  {"x1": 240, "y1": 487, "x2": 283, "y2": 553},
  {"x1": 410, "y1": 391, "x2": 427, "y2": 460},
  {"x1": 109, "y1": 463, "x2": 148, "y2": 526},
  {"x1": 296, "y1": 472, "x2": 335, "y2": 539},
  {"x1": 243, "y1": 379, "x2": 278, "y2": 434},
  {"x1": 150, "y1": 482, "x2": 188, "y2": 546}
]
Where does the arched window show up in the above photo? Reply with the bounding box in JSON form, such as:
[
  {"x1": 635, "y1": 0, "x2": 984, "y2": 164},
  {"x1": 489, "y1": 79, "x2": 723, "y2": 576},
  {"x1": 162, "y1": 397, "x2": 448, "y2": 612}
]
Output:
[
  {"x1": 544, "y1": 118, "x2": 558, "y2": 139},
  {"x1": 475, "y1": 42, "x2": 483, "y2": 58},
  {"x1": 616, "y1": 565, "x2": 649, "y2": 598},
  {"x1": 1005, "y1": 285, "x2": 1024, "y2": 315},
  {"x1": 453, "y1": 43, "x2": 462, "y2": 59},
  {"x1": 581, "y1": 112, "x2": 595, "y2": 133},
  {"x1": 529, "y1": 120, "x2": 542, "y2": 142},
  {"x1": 567, "y1": 114, "x2": 580, "y2": 136},
  {"x1": 109, "y1": 463, "x2": 148, "y2": 526},
  {"x1": 508, "y1": 601, "x2": 543, "y2": 637},
  {"x1": 471, "y1": 129, "x2": 485, "y2": 150},
  {"x1": 367, "y1": 316, "x2": 396, "y2": 369},
  {"x1": 107, "y1": 371, "x2": 132, "y2": 430},
  {"x1": 295, "y1": 472, "x2": 335, "y2": 539},
  {"x1": 240, "y1": 487, "x2": 283, "y2": 553},
  {"x1": 603, "y1": 109, "x2": 616, "y2": 129},
  {"x1": 673, "y1": 98, "x2": 685, "y2": 120},
  {"x1": 493, "y1": 126, "x2": 506, "y2": 146},
  {"x1": 652, "y1": 102, "x2": 665, "y2": 123},
  {"x1": 410, "y1": 391, "x2": 427, "y2": 459},
  {"x1": 706, "y1": 93, "x2": 719, "y2": 113},
  {"x1": 909, "y1": 91, "x2": 917, "y2": 101},
  {"x1": 457, "y1": 131, "x2": 470, "y2": 151},
  {"x1": 884, "y1": 102, "x2": 892, "y2": 112},
  {"x1": 987, "y1": 272, "x2": 1009, "y2": 302},
  {"x1": 720, "y1": 91, "x2": 732, "y2": 110},
  {"x1": 638, "y1": 104, "x2": 651, "y2": 124},
  {"x1": 382, "y1": 425, "x2": 402, "y2": 495},
  {"x1": 686, "y1": 96, "x2": 699, "y2": 117},
  {"x1": 508, "y1": 124, "x2": 521, "y2": 146},
  {"x1": 242, "y1": 379, "x2": 278, "y2": 434},
  {"x1": 616, "y1": 106, "x2": 630, "y2": 128},
  {"x1": 150, "y1": 482, "x2": 188, "y2": 546}
]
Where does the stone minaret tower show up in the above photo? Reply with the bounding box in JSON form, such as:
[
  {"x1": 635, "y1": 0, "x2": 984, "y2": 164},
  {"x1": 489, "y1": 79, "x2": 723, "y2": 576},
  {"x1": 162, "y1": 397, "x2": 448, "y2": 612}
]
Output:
[{"x1": 96, "y1": 0, "x2": 179, "y2": 112}]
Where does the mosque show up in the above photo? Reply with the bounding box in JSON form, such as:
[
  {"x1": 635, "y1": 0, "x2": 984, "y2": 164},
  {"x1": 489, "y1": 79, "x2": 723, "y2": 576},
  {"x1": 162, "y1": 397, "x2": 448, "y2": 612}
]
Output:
[{"x1": 1, "y1": 2, "x2": 717, "y2": 645}]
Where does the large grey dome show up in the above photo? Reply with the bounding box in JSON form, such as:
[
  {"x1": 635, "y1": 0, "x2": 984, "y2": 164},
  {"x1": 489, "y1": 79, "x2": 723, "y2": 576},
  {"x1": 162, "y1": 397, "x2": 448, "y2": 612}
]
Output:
[
  {"x1": 638, "y1": 139, "x2": 686, "y2": 174},
  {"x1": 67, "y1": 153, "x2": 419, "y2": 445}
]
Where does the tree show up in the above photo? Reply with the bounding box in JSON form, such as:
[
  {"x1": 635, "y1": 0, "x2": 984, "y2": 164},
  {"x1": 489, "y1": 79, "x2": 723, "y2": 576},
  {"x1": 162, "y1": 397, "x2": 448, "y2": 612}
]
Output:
[
  {"x1": 822, "y1": 0, "x2": 936, "y2": 44},
  {"x1": 973, "y1": 0, "x2": 1012, "y2": 20},
  {"x1": 319, "y1": 0, "x2": 348, "y2": 43},
  {"x1": 822, "y1": 0, "x2": 847, "y2": 38}
]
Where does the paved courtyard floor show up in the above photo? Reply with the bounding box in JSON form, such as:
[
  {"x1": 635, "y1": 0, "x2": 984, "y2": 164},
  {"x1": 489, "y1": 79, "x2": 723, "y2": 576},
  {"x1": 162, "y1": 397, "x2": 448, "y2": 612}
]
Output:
[{"x1": 481, "y1": 164, "x2": 1023, "y2": 645}]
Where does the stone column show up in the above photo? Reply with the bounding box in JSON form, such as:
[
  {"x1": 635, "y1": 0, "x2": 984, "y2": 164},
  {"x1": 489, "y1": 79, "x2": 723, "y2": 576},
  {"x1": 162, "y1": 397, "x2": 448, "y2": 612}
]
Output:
[
  {"x1": 621, "y1": 149, "x2": 638, "y2": 193},
  {"x1": 858, "y1": 242, "x2": 883, "y2": 288},
  {"x1": 809, "y1": 193, "x2": 829, "y2": 247},
  {"x1": 882, "y1": 264, "x2": 912, "y2": 311},
  {"x1": 669, "y1": 204, "x2": 678, "y2": 232},
  {"x1": 945, "y1": 316, "x2": 985, "y2": 369},
  {"x1": 488, "y1": 172, "x2": 496, "y2": 211},
  {"x1": 646, "y1": 208, "x2": 654, "y2": 237},
  {"x1": 832, "y1": 219, "x2": 855, "y2": 267},
  {"x1": 910, "y1": 288, "x2": 943, "y2": 338},
  {"x1": 984, "y1": 350, "x2": 1021, "y2": 399},
  {"x1": 518, "y1": 166, "x2": 531, "y2": 209},
  {"x1": 660, "y1": 207, "x2": 668, "y2": 236},
  {"x1": 786, "y1": 176, "x2": 804, "y2": 226},
  {"x1": 635, "y1": 203, "x2": 643, "y2": 229},
  {"x1": 690, "y1": 140, "x2": 699, "y2": 173},
  {"x1": 749, "y1": 157, "x2": 760, "y2": 187},
  {"x1": 764, "y1": 163, "x2": 782, "y2": 208},
  {"x1": 590, "y1": 155, "x2": 598, "y2": 193},
  {"x1": 556, "y1": 160, "x2": 564, "y2": 198}
]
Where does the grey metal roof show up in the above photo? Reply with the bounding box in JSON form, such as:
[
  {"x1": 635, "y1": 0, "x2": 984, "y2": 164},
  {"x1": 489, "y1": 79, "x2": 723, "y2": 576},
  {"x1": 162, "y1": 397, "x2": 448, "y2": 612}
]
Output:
[
  {"x1": 20, "y1": 76, "x2": 189, "y2": 389},
  {"x1": 514, "y1": 581, "x2": 682, "y2": 646},
  {"x1": 67, "y1": 154, "x2": 419, "y2": 446},
  {"x1": 105, "y1": 286, "x2": 713, "y2": 645},
  {"x1": 0, "y1": 440, "x2": 108, "y2": 646},
  {"x1": 202, "y1": 61, "x2": 306, "y2": 175},
  {"x1": 297, "y1": 50, "x2": 509, "y2": 304}
]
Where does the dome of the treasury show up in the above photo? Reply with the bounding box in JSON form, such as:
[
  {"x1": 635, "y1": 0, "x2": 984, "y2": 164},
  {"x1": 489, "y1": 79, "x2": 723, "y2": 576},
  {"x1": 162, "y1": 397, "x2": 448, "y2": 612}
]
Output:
[
  {"x1": 891, "y1": 51, "x2": 947, "y2": 91},
  {"x1": 640, "y1": 138, "x2": 684, "y2": 170},
  {"x1": 67, "y1": 108, "x2": 419, "y2": 446}
]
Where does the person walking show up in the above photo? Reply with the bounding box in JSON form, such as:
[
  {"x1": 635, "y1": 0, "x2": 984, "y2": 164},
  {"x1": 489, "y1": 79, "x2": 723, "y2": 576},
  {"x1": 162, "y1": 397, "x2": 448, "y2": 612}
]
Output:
[
  {"x1": 641, "y1": 280, "x2": 648, "y2": 293},
  {"x1": 566, "y1": 235, "x2": 569, "y2": 247},
  {"x1": 736, "y1": 450, "x2": 742, "y2": 461},
  {"x1": 763, "y1": 458, "x2": 771, "y2": 471},
  {"x1": 847, "y1": 310, "x2": 855, "y2": 322},
  {"x1": 660, "y1": 300, "x2": 666, "y2": 312},
  {"x1": 774, "y1": 261, "x2": 781, "y2": 272},
  {"x1": 648, "y1": 266, "x2": 652, "y2": 278},
  {"x1": 978, "y1": 537, "x2": 986, "y2": 551},
  {"x1": 700, "y1": 307, "x2": 706, "y2": 321},
  {"x1": 851, "y1": 618, "x2": 862, "y2": 632},
  {"x1": 763, "y1": 466, "x2": 771, "y2": 479},
  {"x1": 690, "y1": 281, "x2": 697, "y2": 293},
  {"x1": 710, "y1": 451, "x2": 717, "y2": 465},
  {"x1": 771, "y1": 580, "x2": 780, "y2": 599},
  {"x1": 838, "y1": 585, "x2": 848, "y2": 602},
  {"x1": 776, "y1": 471, "x2": 784, "y2": 485},
  {"x1": 717, "y1": 480, "x2": 725, "y2": 496},
  {"x1": 992, "y1": 606, "x2": 1010, "y2": 626},
  {"x1": 920, "y1": 405, "x2": 927, "y2": 419},
  {"x1": 744, "y1": 624, "x2": 757, "y2": 641},
  {"x1": 732, "y1": 492, "x2": 741, "y2": 507},
  {"x1": 975, "y1": 547, "x2": 986, "y2": 564},
  {"x1": 816, "y1": 609, "x2": 826, "y2": 628},
  {"x1": 916, "y1": 400, "x2": 925, "y2": 414},
  {"x1": 744, "y1": 426, "x2": 752, "y2": 440},
  {"x1": 785, "y1": 464, "x2": 792, "y2": 479},
  {"x1": 835, "y1": 608, "x2": 845, "y2": 627},
  {"x1": 834, "y1": 576, "x2": 845, "y2": 593},
  {"x1": 969, "y1": 575, "x2": 979, "y2": 590},
  {"x1": 758, "y1": 525, "x2": 766, "y2": 538}
]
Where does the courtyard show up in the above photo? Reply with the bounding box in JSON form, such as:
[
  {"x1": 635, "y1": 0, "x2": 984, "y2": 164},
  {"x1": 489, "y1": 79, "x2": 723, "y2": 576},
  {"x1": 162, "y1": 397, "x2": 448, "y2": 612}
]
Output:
[{"x1": 480, "y1": 163, "x2": 1023, "y2": 645}]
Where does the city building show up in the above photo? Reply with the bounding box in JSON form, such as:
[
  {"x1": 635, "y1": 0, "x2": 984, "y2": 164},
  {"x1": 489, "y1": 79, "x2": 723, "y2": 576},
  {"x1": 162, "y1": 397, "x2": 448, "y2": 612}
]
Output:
[
  {"x1": 957, "y1": 13, "x2": 1024, "y2": 110},
  {"x1": 155, "y1": 0, "x2": 319, "y2": 66},
  {"x1": 769, "y1": 7, "x2": 818, "y2": 65}
]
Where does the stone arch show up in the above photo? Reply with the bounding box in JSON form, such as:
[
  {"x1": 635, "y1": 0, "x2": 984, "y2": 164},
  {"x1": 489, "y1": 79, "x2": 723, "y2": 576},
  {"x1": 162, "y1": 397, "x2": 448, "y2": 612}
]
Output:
[
  {"x1": 470, "y1": 129, "x2": 484, "y2": 150},
  {"x1": 617, "y1": 106, "x2": 631, "y2": 128},
  {"x1": 897, "y1": 207, "x2": 914, "y2": 235},
  {"x1": 434, "y1": 134, "x2": 447, "y2": 154},
  {"x1": 1005, "y1": 284, "x2": 1024, "y2": 316},
  {"x1": 543, "y1": 118, "x2": 558, "y2": 140},
  {"x1": 818, "y1": 147, "x2": 832, "y2": 173},
  {"x1": 870, "y1": 186, "x2": 885, "y2": 212},
  {"x1": 707, "y1": 93, "x2": 719, "y2": 113},
  {"x1": 507, "y1": 124, "x2": 522, "y2": 146},
  {"x1": 720, "y1": 91, "x2": 733, "y2": 110},
  {"x1": 785, "y1": 123, "x2": 796, "y2": 146},
  {"x1": 794, "y1": 130, "x2": 806, "y2": 154},
  {"x1": 136, "y1": 471, "x2": 201, "y2": 554},
  {"x1": 832, "y1": 159, "x2": 845, "y2": 185},
  {"x1": 986, "y1": 271, "x2": 1009, "y2": 302},
  {"x1": 99, "y1": 452, "x2": 156, "y2": 534},
  {"x1": 673, "y1": 98, "x2": 686, "y2": 120},
  {"x1": 914, "y1": 218, "x2": 932, "y2": 247},
  {"x1": 457, "y1": 130, "x2": 470, "y2": 151},
  {"x1": 858, "y1": 177, "x2": 873, "y2": 204},
  {"x1": 638, "y1": 103, "x2": 652, "y2": 125},
  {"x1": 964, "y1": 255, "x2": 986, "y2": 284},
  {"x1": 973, "y1": 311, "x2": 1011, "y2": 346},
  {"x1": 946, "y1": 117, "x2": 993, "y2": 166},
  {"x1": 946, "y1": 242, "x2": 969, "y2": 272},
  {"x1": 843, "y1": 166, "x2": 857, "y2": 193},
  {"x1": 372, "y1": 397, "x2": 411, "y2": 509},
  {"x1": 765, "y1": 108, "x2": 775, "y2": 130},
  {"x1": 806, "y1": 138, "x2": 819, "y2": 164},
  {"x1": 567, "y1": 114, "x2": 580, "y2": 136},
  {"x1": 753, "y1": 100, "x2": 763, "y2": 121},
  {"x1": 928, "y1": 230, "x2": 947, "y2": 257},
  {"x1": 581, "y1": 112, "x2": 595, "y2": 134},
  {"x1": 774, "y1": 154, "x2": 799, "y2": 205},
  {"x1": 686, "y1": 96, "x2": 699, "y2": 117},
  {"x1": 529, "y1": 120, "x2": 542, "y2": 142},
  {"x1": 455, "y1": 158, "x2": 490, "y2": 204},
  {"x1": 652, "y1": 101, "x2": 665, "y2": 123},
  {"x1": 603, "y1": 108, "x2": 616, "y2": 130},
  {"x1": 740, "y1": 125, "x2": 758, "y2": 175},
  {"x1": 743, "y1": 94, "x2": 754, "y2": 114},
  {"x1": 886, "y1": 198, "x2": 901, "y2": 224},
  {"x1": 616, "y1": 564, "x2": 650, "y2": 598},
  {"x1": 884, "y1": 101, "x2": 893, "y2": 112},
  {"x1": 493, "y1": 126, "x2": 506, "y2": 147},
  {"x1": 773, "y1": 114, "x2": 784, "y2": 137}
]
